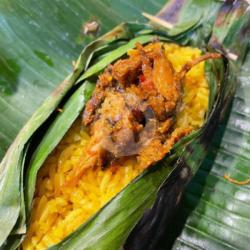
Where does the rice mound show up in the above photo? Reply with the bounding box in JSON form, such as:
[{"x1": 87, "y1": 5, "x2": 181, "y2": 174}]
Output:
[{"x1": 22, "y1": 43, "x2": 209, "y2": 250}]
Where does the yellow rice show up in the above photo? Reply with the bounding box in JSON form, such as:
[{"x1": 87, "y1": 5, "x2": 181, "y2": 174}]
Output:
[{"x1": 22, "y1": 43, "x2": 209, "y2": 250}]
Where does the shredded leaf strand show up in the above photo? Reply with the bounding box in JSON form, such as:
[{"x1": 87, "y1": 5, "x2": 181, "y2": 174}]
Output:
[{"x1": 224, "y1": 174, "x2": 250, "y2": 185}]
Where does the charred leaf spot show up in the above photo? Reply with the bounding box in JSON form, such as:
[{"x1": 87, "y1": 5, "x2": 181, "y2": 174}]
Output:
[{"x1": 157, "y1": 0, "x2": 186, "y2": 24}]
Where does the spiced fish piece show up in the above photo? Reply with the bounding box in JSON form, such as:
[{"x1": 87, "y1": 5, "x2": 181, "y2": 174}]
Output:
[{"x1": 66, "y1": 43, "x2": 220, "y2": 185}]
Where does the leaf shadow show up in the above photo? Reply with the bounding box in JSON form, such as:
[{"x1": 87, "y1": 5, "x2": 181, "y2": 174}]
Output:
[{"x1": 157, "y1": 102, "x2": 233, "y2": 250}]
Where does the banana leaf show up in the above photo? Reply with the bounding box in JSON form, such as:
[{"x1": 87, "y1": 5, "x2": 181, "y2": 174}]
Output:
[
  {"x1": 0, "y1": 0, "x2": 250, "y2": 249},
  {"x1": 127, "y1": 2, "x2": 250, "y2": 250},
  {"x1": 170, "y1": 2, "x2": 250, "y2": 249}
]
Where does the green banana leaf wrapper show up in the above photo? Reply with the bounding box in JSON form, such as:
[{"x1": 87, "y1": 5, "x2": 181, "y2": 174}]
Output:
[{"x1": 0, "y1": 1, "x2": 249, "y2": 249}]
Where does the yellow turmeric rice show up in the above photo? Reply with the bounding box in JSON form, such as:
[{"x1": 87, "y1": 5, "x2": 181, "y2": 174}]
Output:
[{"x1": 22, "y1": 43, "x2": 209, "y2": 250}]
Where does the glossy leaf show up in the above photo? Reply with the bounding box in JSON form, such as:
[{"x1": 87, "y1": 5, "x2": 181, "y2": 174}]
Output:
[
  {"x1": 0, "y1": 0, "x2": 250, "y2": 250},
  {"x1": 172, "y1": 37, "x2": 250, "y2": 250}
]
